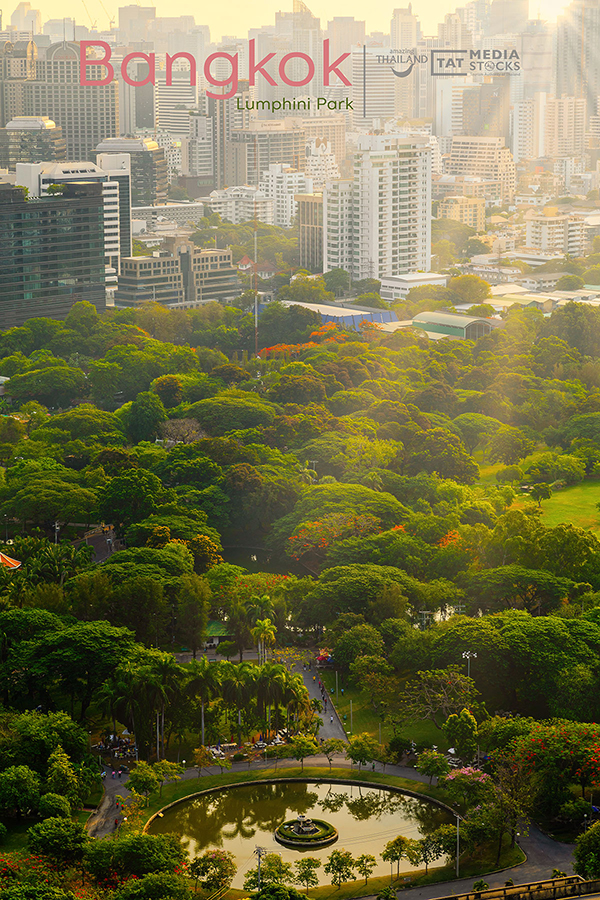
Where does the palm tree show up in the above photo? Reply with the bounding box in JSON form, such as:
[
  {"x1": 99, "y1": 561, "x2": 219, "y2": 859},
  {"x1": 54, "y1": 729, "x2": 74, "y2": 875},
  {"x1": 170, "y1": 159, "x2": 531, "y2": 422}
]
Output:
[
  {"x1": 251, "y1": 617, "x2": 277, "y2": 665},
  {"x1": 248, "y1": 594, "x2": 274, "y2": 625},
  {"x1": 221, "y1": 661, "x2": 255, "y2": 747},
  {"x1": 151, "y1": 653, "x2": 184, "y2": 760},
  {"x1": 282, "y1": 671, "x2": 310, "y2": 735},
  {"x1": 255, "y1": 662, "x2": 286, "y2": 737},
  {"x1": 187, "y1": 656, "x2": 222, "y2": 747}
]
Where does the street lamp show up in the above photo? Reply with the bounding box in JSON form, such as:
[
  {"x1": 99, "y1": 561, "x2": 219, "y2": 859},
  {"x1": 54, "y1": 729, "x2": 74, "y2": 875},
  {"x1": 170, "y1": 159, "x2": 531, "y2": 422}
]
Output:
[
  {"x1": 456, "y1": 813, "x2": 462, "y2": 877},
  {"x1": 462, "y1": 650, "x2": 477, "y2": 678}
]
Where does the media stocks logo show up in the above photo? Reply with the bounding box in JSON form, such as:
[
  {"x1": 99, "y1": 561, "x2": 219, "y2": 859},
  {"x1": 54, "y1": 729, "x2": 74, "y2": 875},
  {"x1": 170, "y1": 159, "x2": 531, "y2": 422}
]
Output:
[{"x1": 379, "y1": 47, "x2": 521, "y2": 77}]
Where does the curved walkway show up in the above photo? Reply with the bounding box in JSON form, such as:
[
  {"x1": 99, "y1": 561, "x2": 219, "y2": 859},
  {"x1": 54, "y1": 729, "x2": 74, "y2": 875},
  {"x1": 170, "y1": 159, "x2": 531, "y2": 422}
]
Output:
[{"x1": 87, "y1": 752, "x2": 575, "y2": 895}]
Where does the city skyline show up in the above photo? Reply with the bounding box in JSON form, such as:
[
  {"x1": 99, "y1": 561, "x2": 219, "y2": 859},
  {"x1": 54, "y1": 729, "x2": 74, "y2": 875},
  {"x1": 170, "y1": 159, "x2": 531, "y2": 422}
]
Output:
[{"x1": 7, "y1": 0, "x2": 556, "y2": 46}]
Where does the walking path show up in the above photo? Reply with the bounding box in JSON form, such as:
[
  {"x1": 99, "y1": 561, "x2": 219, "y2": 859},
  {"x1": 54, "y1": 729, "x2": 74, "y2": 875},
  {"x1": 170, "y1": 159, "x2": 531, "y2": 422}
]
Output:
[{"x1": 302, "y1": 668, "x2": 348, "y2": 741}]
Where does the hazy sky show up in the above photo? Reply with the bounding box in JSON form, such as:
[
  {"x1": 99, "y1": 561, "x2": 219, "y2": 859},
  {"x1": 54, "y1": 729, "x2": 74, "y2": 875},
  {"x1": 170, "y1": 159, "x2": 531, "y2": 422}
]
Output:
[{"x1": 35, "y1": 0, "x2": 567, "y2": 43}]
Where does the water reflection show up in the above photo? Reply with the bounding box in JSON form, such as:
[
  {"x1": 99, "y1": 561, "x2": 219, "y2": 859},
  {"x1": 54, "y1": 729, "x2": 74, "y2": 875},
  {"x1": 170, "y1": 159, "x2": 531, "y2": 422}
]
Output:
[{"x1": 149, "y1": 781, "x2": 452, "y2": 887}]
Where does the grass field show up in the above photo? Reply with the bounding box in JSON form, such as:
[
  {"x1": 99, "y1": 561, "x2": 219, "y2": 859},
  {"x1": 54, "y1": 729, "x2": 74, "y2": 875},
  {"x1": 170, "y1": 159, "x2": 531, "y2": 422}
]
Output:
[
  {"x1": 536, "y1": 479, "x2": 600, "y2": 532},
  {"x1": 317, "y1": 673, "x2": 448, "y2": 752}
]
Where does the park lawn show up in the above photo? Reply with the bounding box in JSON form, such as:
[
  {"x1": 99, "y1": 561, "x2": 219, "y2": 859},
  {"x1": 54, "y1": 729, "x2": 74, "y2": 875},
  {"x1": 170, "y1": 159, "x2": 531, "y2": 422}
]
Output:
[
  {"x1": 1, "y1": 819, "x2": 34, "y2": 852},
  {"x1": 223, "y1": 833, "x2": 525, "y2": 900},
  {"x1": 318, "y1": 673, "x2": 449, "y2": 752},
  {"x1": 536, "y1": 479, "x2": 600, "y2": 533}
]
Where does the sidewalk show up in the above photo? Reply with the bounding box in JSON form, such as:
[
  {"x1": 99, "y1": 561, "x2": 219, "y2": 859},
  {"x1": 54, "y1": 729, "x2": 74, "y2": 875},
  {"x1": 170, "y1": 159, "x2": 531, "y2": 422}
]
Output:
[{"x1": 301, "y1": 668, "x2": 348, "y2": 741}]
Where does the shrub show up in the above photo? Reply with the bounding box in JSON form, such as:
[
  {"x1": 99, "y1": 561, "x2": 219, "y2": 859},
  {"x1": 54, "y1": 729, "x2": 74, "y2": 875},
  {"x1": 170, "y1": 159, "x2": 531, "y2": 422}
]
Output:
[{"x1": 38, "y1": 794, "x2": 71, "y2": 819}]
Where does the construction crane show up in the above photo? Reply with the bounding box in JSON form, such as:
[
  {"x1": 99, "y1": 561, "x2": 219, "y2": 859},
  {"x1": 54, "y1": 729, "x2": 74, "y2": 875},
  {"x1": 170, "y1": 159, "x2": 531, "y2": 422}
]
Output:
[
  {"x1": 80, "y1": 0, "x2": 97, "y2": 31},
  {"x1": 97, "y1": 0, "x2": 115, "y2": 30}
]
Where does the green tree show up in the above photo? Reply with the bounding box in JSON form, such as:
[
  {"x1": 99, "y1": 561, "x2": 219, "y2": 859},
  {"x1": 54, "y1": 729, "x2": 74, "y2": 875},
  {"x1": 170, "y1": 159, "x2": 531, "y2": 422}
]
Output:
[
  {"x1": 38, "y1": 793, "x2": 71, "y2": 819},
  {"x1": 0, "y1": 766, "x2": 40, "y2": 816},
  {"x1": 27, "y1": 817, "x2": 89, "y2": 865},
  {"x1": 124, "y1": 392, "x2": 167, "y2": 443},
  {"x1": 153, "y1": 760, "x2": 184, "y2": 797},
  {"x1": 112, "y1": 873, "x2": 191, "y2": 900},
  {"x1": 530, "y1": 483, "x2": 552, "y2": 507},
  {"x1": 323, "y1": 268, "x2": 350, "y2": 296},
  {"x1": 574, "y1": 821, "x2": 600, "y2": 877},
  {"x1": 346, "y1": 733, "x2": 380, "y2": 771},
  {"x1": 416, "y1": 750, "x2": 450, "y2": 785},
  {"x1": 555, "y1": 274, "x2": 584, "y2": 291},
  {"x1": 189, "y1": 849, "x2": 236, "y2": 893},
  {"x1": 444, "y1": 709, "x2": 478, "y2": 762},
  {"x1": 324, "y1": 849, "x2": 356, "y2": 889},
  {"x1": 176, "y1": 575, "x2": 209, "y2": 658},
  {"x1": 381, "y1": 836, "x2": 410, "y2": 878},
  {"x1": 448, "y1": 275, "x2": 491, "y2": 303},
  {"x1": 355, "y1": 854, "x2": 376, "y2": 885},
  {"x1": 187, "y1": 656, "x2": 221, "y2": 747},
  {"x1": 151, "y1": 375, "x2": 183, "y2": 409},
  {"x1": 97, "y1": 469, "x2": 163, "y2": 535},
  {"x1": 321, "y1": 738, "x2": 347, "y2": 771},
  {"x1": 293, "y1": 857, "x2": 322, "y2": 893},
  {"x1": 45, "y1": 745, "x2": 80, "y2": 806},
  {"x1": 244, "y1": 854, "x2": 294, "y2": 890},
  {"x1": 488, "y1": 426, "x2": 534, "y2": 465},
  {"x1": 290, "y1": 734, "x2": 318, "y2": 772},
  {"x1": 127, "y1": 761, "x2": 160, "y2": 805},
  {"x1": 397, "y1": 667, "x2": 478, "y2": 730}
]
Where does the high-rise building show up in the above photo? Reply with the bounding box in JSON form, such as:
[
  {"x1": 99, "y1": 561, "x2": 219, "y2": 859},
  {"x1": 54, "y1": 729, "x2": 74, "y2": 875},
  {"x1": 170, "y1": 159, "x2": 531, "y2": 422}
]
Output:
[
  {"x1": 323, "y1": 133, "x2": 431, "y2": 280},
  {"x1": 155, "y1": 68, "x2": 198, "y2": 135},
  {"x1": 322, "y1": 179, "x2": 353, "y2": 274},
  {"x1": 304, "y1": 138, "x2": 340, "y2": 190},
  {"x1": 16, "y1": 158, "x2": 131, "y2": 275},
  {"x1": 0, "y1": 41, "x2": 119, "y2": 160},
  {"x1": 226, "y1": 120, "x2": 306, "y2": 186},
  {"x1": 0, "y1": 115, "x2": 65, "y2": 168},
  {"x1": 10, "y1": 3, "x2": 41, "y2": 33},
  {"x1": 117, "y1": 5, "x2": 156, "y2": 42},
  {"x1": 296, "y1": 192, "x2": 323, "y2": 270},
  {"x1": 556, "y1": 0, "x2": 600, "y2": 116},
  {"x1": 489, "y1": 0, "x2": 528, "y2": 35},
  {"x1": 351, "y1": 46, "x2": 396, "y2": 129},
  {"x1": 462, "y1": 79, "x2": 511, "y2": 143},
  {"x1": 445, "y1": 136, "x2": 516, "y2": 201},
  {"x1": 97, "y1": 153, "x2": 132, "y2": 259},
  {"x1": 260, "y1": 163, "x2": 313, "y2": 228},
  {"x1": 203, "y1": 81, "x2": 251, "y2": 189},
  {"x1": 438, "y1": 195, "x2": 486, "y2": 231},
  {"x1": 326, "y1": 17, "x2": 365, "y2": 58},
  {"x1": 0, "y1": 179, "x2": 105, "y2": 325},
  {"x1": 291, "y1": 0, "x2": 322, "y2": 97},
  {"x1": 389, "y1": 6, "x2": 420, "y2": 119},
  {"x1": 95, "y1": 137, "x2": 167, "y2": 206},
  {"x1": 544, "y1": 95, "x2": 587, "y2": 158},
  {"x1": 183, "y1": 112, "x2": 215, "y2": 192}
]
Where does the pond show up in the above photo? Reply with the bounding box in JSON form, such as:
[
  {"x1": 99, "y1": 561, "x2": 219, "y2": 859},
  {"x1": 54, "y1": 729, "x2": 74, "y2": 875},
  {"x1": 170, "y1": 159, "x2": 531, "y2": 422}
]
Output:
[
  {"x1": 221, "y1": 546, "x2": 306, "y2": 577},
  {"x1": 148, "y1": 780, "x2": 453, "y2": 887}
]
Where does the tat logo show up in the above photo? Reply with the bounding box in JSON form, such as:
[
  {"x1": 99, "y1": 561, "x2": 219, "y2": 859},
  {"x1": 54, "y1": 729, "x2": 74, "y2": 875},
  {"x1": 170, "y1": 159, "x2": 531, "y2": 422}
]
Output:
[
  {"x1": 80, "y1": 39, "x2": 351, "y2": 98},
  {"x1": 430, "y1": 48, "x2": 521, "y2": 75}
]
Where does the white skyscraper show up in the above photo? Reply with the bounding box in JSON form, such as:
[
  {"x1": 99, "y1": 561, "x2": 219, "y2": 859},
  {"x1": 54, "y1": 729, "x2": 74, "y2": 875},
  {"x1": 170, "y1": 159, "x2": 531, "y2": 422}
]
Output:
[
  {"x1": 323, "y1": 133, "x2": 431, "y2": 280},
  {"x1": 259, "y1": 163, "x2": 313, "y2": 228}
]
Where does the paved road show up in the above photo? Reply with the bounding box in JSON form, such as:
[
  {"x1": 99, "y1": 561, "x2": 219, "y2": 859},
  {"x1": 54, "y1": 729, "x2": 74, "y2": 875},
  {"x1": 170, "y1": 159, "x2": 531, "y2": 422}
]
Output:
[{"x1": 302, "y1": 669, "x2": 348, "y2": 741}]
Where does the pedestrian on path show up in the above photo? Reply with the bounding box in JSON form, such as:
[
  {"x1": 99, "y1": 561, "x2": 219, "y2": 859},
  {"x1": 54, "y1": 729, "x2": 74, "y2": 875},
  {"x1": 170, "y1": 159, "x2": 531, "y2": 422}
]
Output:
[{"x1": 330, "y1": 715, "x2": 333, "y2": 724}]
